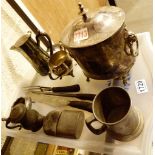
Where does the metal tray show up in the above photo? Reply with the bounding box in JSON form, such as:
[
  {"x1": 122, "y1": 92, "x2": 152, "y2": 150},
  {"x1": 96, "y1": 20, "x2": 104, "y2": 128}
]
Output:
[{"x1": 6, "y1": 32, "x2": 153, "y2": 155}]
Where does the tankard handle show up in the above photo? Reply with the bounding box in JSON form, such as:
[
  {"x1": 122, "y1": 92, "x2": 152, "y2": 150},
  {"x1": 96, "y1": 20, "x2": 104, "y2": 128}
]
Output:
[
  {"x1": 85, "y1": 115, "x2": 107, "y2": 135},
  {"x1": 36, "y1": 31, "x2": 53, "y2": 55},
  {"x1": 124, "y1": 30, "x2": 139, "y2": 57}
]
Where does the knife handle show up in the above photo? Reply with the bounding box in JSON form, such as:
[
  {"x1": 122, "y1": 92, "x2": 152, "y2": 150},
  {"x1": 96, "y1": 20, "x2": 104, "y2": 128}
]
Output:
[
  {"x1": 68, "y1": 101, "x2": 92, "y2": 112},
  {"x1": 52, "y1": 84, "x2": 80, "y2": 92}
]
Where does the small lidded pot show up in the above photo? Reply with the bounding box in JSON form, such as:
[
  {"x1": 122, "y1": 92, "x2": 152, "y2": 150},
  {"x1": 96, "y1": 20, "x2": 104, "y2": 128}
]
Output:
[{"x1": 43, "y1": 110, "x2": 85, "y2": 139}]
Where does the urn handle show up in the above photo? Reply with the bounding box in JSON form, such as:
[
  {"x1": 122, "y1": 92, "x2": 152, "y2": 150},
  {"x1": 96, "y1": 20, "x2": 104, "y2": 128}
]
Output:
[{"x1": 124, "y1": 29, "x2": 139, "y2": 57}]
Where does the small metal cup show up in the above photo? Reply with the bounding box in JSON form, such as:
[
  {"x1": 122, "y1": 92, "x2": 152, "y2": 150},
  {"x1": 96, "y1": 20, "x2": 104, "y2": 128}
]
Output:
[
  {"x1": 48, "y1": 48, "x2": 73, "y2": 80},
  {"x1": 86, "y1": 87, "x2": 144, "y2": 141}
]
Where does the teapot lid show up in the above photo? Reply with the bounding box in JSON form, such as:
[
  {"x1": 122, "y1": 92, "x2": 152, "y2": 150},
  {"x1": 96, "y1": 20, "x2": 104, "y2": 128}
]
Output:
[{"x1": 61, "y1": 4, "x2": 125, "y2": 48}]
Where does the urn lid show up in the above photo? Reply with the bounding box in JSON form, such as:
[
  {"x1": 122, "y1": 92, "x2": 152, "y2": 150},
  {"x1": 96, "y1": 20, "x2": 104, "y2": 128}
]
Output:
[{"x1": 61, "y1": 3, "x2": 125, "y2": 48}]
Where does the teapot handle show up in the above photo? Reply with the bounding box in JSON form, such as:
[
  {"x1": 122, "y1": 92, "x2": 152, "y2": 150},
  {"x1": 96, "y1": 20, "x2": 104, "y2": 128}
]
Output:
[
  {"x1": 2, "y1": 118, "x2": 22, "y2": 130},
  {"x1": 36, "y1": 31, "x2": 53, "y2": 55},
  {"x1": 124, "y1": 29, "x2": 139, "y2": 57}
]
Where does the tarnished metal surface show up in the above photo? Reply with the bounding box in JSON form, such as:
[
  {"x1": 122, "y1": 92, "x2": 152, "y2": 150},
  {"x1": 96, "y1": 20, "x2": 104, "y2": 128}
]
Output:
[
  {"x1": 67, "y1": 25, "x2": 137, "y2": 80},
  {"x1": 61, "y1": 6, "x2": 125, "y2": 48},
  {"x1": 86, "y1": 87, "x2": 144, "y2": 141},
  {"x1": 60, "y1": 5, "x2": 138, "y2": 80}
]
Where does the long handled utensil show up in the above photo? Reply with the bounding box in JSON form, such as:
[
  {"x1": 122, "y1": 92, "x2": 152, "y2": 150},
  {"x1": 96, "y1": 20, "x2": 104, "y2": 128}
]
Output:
[
  {"x1": 29, "y1": 91, "x2": 95, "y2": 101},
  {"x1": 24, "y1": 84, "x2": 80, "y2": 93}
]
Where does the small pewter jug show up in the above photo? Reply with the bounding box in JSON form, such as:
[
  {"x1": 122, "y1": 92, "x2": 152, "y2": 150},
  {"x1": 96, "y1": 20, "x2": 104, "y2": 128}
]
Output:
[
  {"x1": 86, "y1": 87, "x2": 144, "y2": 141},
  {"x1": 10, "y1": 31, "x2": 51, "y2": 76}
]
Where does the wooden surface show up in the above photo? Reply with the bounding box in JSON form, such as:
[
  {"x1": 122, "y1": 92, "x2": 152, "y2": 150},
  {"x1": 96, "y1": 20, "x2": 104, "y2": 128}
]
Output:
[{"x1": 21, "y1": 0, "x2": 107, "y2": 43}]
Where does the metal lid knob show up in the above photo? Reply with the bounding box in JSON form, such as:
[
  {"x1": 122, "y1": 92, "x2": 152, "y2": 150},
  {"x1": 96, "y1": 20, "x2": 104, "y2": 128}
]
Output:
[
  {"x1": 61, "y1": 6, "x2": 125, "y2": 48},
  {"x1": 78, "y1": 2, "x2": 88, "y2": 22}
]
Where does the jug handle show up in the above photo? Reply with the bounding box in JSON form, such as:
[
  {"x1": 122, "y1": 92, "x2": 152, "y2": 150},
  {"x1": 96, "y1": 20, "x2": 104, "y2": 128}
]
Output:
[
  {"x1": 36, "y1": 31, "x2": 53, "y2": 56},
  {"x1": 124, "y1": 30, "x2": 139, "y2": 57},
  {"x1": 85, "y1": 114, "x2": 107, "y2": 135}
]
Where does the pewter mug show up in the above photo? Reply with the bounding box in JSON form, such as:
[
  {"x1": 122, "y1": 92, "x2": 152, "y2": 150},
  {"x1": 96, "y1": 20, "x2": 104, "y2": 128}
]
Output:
[{"x1": 86, "y1": 87, "x2": 144, "y2": 141}]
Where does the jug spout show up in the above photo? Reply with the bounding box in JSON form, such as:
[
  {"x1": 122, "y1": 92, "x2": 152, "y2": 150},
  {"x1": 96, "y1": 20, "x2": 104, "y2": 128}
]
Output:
[{"x1": 10, "y1": 45, "x2": 16, "y2": 50}]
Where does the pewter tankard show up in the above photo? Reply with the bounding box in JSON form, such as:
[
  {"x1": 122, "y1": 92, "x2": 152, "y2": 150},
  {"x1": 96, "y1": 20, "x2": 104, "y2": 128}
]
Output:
[{"x1": 86, "y1": 87, "x2": 144, "y2": 141}]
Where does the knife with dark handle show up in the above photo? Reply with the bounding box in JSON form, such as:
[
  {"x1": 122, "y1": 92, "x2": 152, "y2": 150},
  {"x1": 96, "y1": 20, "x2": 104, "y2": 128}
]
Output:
[
  {"x1": 51, "y1": 84, "x2": 80, "y2": 92},
  {"x1": 68, "y1": 101, "x2": 92, "y2": 112},
  {"x1": 30, "y1": 91, "x2": 96, "y2": 101}
]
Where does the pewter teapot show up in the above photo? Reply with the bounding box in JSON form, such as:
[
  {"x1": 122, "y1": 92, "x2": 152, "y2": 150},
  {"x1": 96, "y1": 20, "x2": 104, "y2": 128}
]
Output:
[
  {"x1": 2, "y1": 97, "x2": 43, "y2": 132},
  {"x1": 60, "y1": 3, "x2": 139, "y2": 82}
]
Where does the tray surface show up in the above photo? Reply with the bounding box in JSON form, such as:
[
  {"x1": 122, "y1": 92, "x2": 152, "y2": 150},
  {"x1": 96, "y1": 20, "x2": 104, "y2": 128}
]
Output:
[{"x1": 6, "y1": 32, "x2": 153, "y2": 155}]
